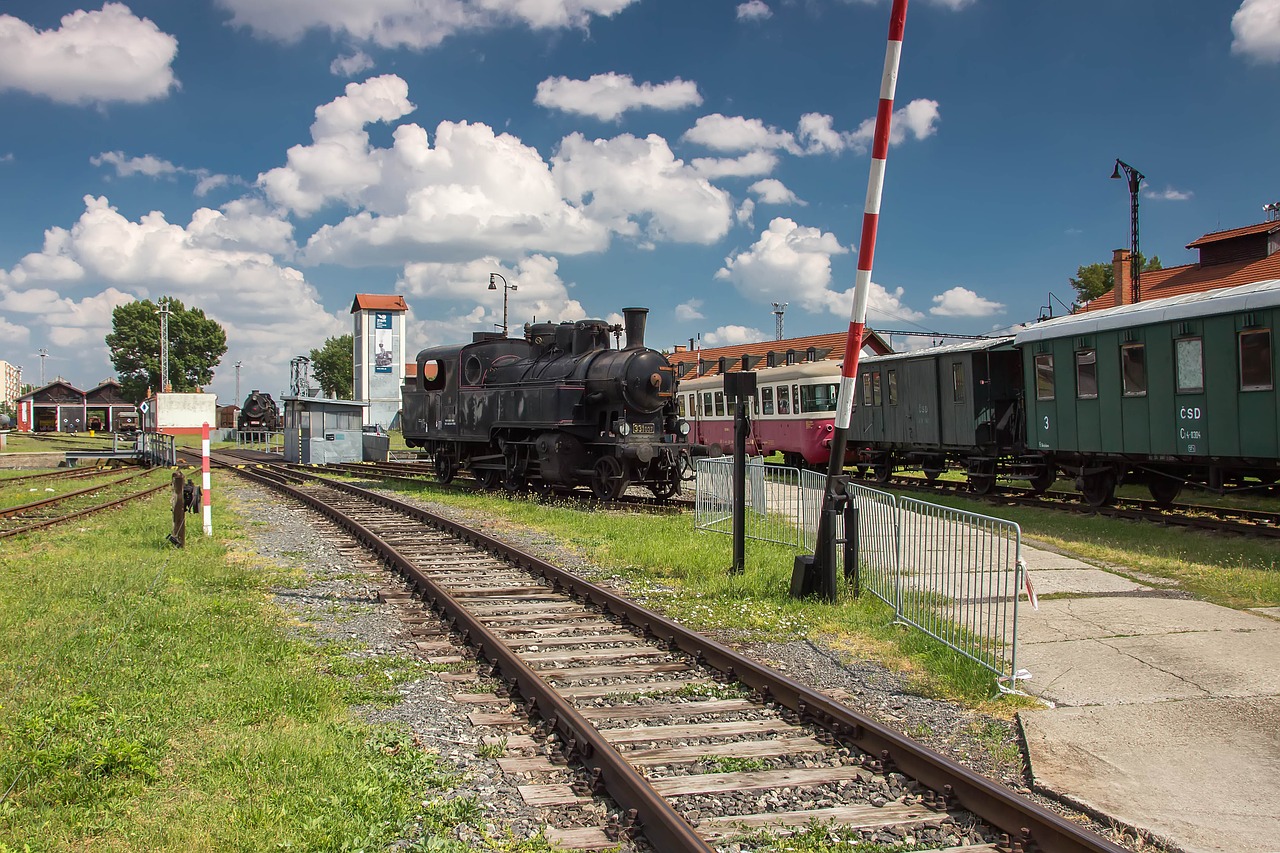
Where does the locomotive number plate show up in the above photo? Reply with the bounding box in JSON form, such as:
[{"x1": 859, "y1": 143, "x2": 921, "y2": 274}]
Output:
[{"x1": 630, "y1": 422, "x2": 655, "y2": 434}]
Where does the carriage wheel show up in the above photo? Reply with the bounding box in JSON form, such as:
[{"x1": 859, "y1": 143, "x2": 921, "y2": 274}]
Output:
[
  {"x1": 873, "y1": 461, "x2": 892, "y2": 484},
  {"x1": 433, "y1": 451, "x2": 456, "y2": 484},
  {"x1": 1028, "y1": 467, "x2": 1056, "y2": 495},
  {"x1": 1081, "y1": 470, "x2": 1116, "y2": 507},
  {"x1": 474, "y1": 468, "x2": 501, "y2": 490},
  {"x1": 590, "y1": 456, "x2": 629, "y2": 501},
  {"x1": 1147, "y1": 475, "x2": 1182, "y2": 508}
]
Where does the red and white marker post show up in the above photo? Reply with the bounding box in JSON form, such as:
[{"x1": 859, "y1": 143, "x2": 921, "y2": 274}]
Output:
[
  {"x1": 807, "y1": 0, "x2": 909, "y2": 600},
  {"x1": 201, "y1": 422, "x2": 212, "y2": 536}
]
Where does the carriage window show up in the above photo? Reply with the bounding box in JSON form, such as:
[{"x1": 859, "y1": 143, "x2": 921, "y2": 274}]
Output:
[
  {"x1": 951, "y1": 363, "x2": 965, "y2": 403},
  {"x1": 702, "y1": 392, "x2": 713, "y2": 417},
  {"x1": 776, "y1": 386, "x2": 790, "y2": 414},
  {"x1": 420, "y1": 359, "x2": 445, "y2": 391},
  {"x1": 801, "y1": 383, "x2": 839, "y2": 413},
  {"x1": 761, "y1": 386, "x2": 774, "y2": 415},
  {"x1": 714, "y1": 391, "x2": 725, "y2": 417},
  {"x1": 1121, "y1": 343, "x2": 1147, "y2": 396},
  {"x1": 1034, "y1": 354, "x2": 1055, "y2": 401},
  {"x1": 1075, "y1": 350, "x2": 1098, "y2": 399},
  {"x1": 872, "y1": 373, "x2": 883, "y2": 406},
  {"x1": 792, "y1": 385, "x2": 800, "y2": 415},
  {"x1": 860, "y1": 373, "x2": 872, "y2": 406},
  {"x1": 1176, "y1": 338, "x2": 1203, "y2": 393},
  {"x1": 1240, "y1": 330, "x2": 1273, "y2": 391},
  {"x1": 887, "y1": 370, "x2": 898, "y2": 405}
]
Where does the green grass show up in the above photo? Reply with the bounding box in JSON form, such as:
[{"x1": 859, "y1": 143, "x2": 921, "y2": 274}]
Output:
[{"x1": 0, "y1": 479, "x2": 490, "y2": 852}]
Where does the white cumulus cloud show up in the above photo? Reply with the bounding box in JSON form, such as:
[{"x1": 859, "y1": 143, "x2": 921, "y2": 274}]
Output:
[
  {"x1": 683, "y1": 113, "x2": 798, "y2": 153},
  {"x1": 704, "y1": 325, "x2": 769, "y2": 346},
  {"x1": 749, "y1": 179, "x2": 804, "y2": 205},
  {"x1": 675, "y1": 299, "x2": 705, "y2": 321},
  {"x1": 92, "y1": 150, "x2": 240, "y2": 197},
  {"x1": 1143, "y1": 185, "x2": 1194, "y2": 201},
  {"x1": 535, "y1": 73, "x2": 702, "y2": 121},
  {"x1": 217, "y1": 0, "x2": 639, "y2": 50},
  {"x1": 331, "y1": 50, "x2": 375, "y2": 77},
  {"x1": 929, "y1": 286, "x2": 1005, "y2": 318},
  {"x1": 737, "y1": 1, "x2": 772, "y2": 21},
  {"x1": 848, "y1": 98, "x2": 941, "y2": 152},
  {"x1": 715, "y1": 217, "x2": 847, "y2": 313},
  {"x1": 1233, "y1": 0, "x2": 1280, "y2": 61},
  {"x1": 0, "y1": 3, "x2": 178, "y2": 105}
]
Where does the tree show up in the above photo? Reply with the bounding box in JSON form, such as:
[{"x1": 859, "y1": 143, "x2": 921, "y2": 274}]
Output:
[
  {"x1": 310, "y1": 334, "x2": 353, "y2": 399},
  {"x1": 106, "y1": 298, "x2": 228, "y2": 402},
  {"x1": 1070, "y1": 253, "x2": 1162, "y2": 304}
]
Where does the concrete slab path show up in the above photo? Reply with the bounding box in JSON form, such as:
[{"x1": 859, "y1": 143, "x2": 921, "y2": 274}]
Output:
[{"x1": 1015, "y1": 540, "x2": 1280, "y2": 853}]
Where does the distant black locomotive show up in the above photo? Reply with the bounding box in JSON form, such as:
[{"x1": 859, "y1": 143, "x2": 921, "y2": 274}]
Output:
[
  {"x1": 402, "y1": 307, "x2": 706, "y2": 500},
  {"x1": 238, "y1": 390, "x2": 280, "y2": 432}
]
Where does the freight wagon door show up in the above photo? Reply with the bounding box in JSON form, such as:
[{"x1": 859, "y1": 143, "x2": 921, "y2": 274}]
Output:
[{"x1": 903, "y1": 359, "x2": 939, "y2": 445}]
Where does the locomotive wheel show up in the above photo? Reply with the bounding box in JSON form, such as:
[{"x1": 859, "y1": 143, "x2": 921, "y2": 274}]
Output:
[
  {"x1": 1028, "y1": 468, "x2": 1056, "y2": 495},
  {"x1": 1081, "y1": 470, "x2": 1117, "y2": 507},
  {"x1": 474, "y1": 468, "x2": 501, "y2": 489},
  {"x1": 649, "y1": 478, "x2": 680, "y2": 500},
  {"x1": 590, "y1": 456, "x2": 629, "y2": 501},
  {"x1": 1147, "y1": 475, "x2": 1182, "y2": 507},
  {"x1": 434, "y1": 452, "x2": 456, "y2": 484}
]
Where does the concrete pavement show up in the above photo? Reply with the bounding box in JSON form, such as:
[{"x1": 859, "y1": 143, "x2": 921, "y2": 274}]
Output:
[{"x1": 1013, "y1": 541, "x2": 1280, "y2": 853}]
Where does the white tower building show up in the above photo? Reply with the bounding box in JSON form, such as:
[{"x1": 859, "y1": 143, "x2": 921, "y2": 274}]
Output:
[{"x1": 351, "y1": 294, "x2": 408, "y2": 429}]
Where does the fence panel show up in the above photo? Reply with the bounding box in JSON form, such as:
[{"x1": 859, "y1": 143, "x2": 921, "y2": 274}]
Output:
[
  {"x1": 695, "y1": 457, "x2": 805, "y2": 548},
  {"x1": 843, "y1": 482, "x2": 901, "y2": 608},
  {"x1": 893, "y1": 496, "x2": 1024, "y2": 688}
]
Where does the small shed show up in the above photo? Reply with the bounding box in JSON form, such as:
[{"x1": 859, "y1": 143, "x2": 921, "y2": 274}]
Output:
[{"x1": 281, "y1": 396, "x2": 369, "y2": 464}]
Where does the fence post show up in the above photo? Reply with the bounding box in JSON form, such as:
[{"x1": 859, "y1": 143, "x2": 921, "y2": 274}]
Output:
[
  {"x1": 201, "y1": 422, "x2": 212, "y2": 536},
  {"x1": 844, "y1": 504, "x2": 860, "y2": 595}
]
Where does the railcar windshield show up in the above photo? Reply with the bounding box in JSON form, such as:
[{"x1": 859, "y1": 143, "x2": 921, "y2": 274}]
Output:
[{"x1": 800, "y1": 383, "x2": 839, "y2": 413}]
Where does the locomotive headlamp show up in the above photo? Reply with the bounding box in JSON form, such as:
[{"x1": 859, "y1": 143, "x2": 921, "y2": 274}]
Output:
[
  {"x1": 614, "y1": 419, "x2": 632, "y2": 436},
  {"x1": 677, "y1": 419, "x2": 690, "y2": 436}
]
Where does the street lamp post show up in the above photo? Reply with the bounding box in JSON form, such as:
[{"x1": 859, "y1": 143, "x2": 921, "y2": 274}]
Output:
[
  {"x1": 1111, "y1": 159, "x2": 1145, "y2": 304},
  {"x1": 488, "y1": 273, "x2": 518, "y2": 337}
]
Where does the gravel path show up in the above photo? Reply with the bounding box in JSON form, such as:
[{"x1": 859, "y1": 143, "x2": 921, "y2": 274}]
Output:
[{"x1": 225, "y1": 477, "x2": 1165, "y2": 853}]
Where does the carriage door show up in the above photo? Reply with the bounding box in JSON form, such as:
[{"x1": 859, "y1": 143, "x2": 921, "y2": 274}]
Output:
[
  {"x1": 903, "y1": 359, "x2": 938, "y2": 444},
  {"x1": 1174, "y1": 336, "x2": 1208, "y2": 457}
]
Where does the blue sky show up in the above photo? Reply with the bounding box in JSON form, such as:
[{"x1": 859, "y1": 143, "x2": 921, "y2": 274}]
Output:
[{"x1": 1, "y1": 0, "x2": 1278, "y2": 403}]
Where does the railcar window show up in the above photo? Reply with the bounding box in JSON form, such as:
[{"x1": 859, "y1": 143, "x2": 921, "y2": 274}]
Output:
[
  {"x1": 887, "y1": 370, "x2": 898, "y2": 405},
  {"x1": 1034, "y1": 354, "x2": 1055, "y2": 401},
  {"x1": 800, "y1": 383, "x2": 839, "y2": 412},
  {"x1": 860, "y1": 373, "x2": 872, "y2": 406},
  {"x1": 1075, "y1": 350, "x2": 1098, "y2": 399},
  {"x1": 951, "y1": 363, "x2": 966, "y2": 403},
  {"x1": 714, "y1": 391, "x2": 725, "y2": 417},
  {"x1": 677, "y1": 396, "x2": 685, "y2": 417},
  {"x1": 1176, "y1": 338, "x2": 1204, "y2": 393},
  {"x1": 702, "y1": 392, "x2": 713, "y2": 417},
  {"x1": 753, "y1": 395, "x2": 759, "y2": 415},
  {"x1": 762, "y1": 386, "x2": 775, "y2": 415},
  {"x1": 776, "y1": 386, "x2": 790, "y2": 414},
  {"x1": 793, "y1": 385, "x2": 800, "y2": 415},
  {"x1": 1240, "y1": 330, "x2": 1273, "y2": 391},
  {"x1": 421, "y1": 359, "x2": 445, "y2": 391},
  {"x1": 1121, "y1": 343, "x2": 1147, "y2": 396},
  {"x1": 871, "y1": 373, "x2": 883, "y2": 406}
]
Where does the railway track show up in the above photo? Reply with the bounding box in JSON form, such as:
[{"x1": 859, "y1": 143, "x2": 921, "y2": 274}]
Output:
[
  {"x1": 872, "y1": 472, "x2": 1280, "y2": 538},
  {"x1": 217, "y1": 453, "x2": 1125, "y2": 853},
  {"x1": 0, "y1": 468, "x2": 169, "y2": 538}
]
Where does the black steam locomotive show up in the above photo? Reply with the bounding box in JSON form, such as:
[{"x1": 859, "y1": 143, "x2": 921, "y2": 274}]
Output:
[
  {"x1": 402, "y1": 307, "x2": 706, "y2": 500},
  {"x1": 238, "y1": 390, "x2": 280, "y2": 432}
]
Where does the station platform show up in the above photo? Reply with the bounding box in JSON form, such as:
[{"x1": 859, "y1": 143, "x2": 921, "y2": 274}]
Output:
[{"x1": 1014, "y1": 541, "x2": 1280, "y2": 853}]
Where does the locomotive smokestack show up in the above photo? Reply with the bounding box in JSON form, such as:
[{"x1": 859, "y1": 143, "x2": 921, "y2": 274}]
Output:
[{"x1": 623, "y1": 307, "x2": 648, "y2": 350}]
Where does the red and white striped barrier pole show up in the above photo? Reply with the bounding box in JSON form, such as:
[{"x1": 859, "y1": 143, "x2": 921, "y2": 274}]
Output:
[
  {"x1": 809, "y1": 0, "x2": 909, "y2": 598},
  {"x1": 201, "y1": 422, "x2": 212, "y2": 536}
]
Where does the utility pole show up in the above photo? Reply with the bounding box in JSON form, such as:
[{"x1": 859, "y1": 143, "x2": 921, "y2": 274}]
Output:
[
  {"x1": 157, "y1": 296, "x2": 172, "y2": 392},
  {"x1": 772, "y1": 302, "x2": 788, "y2": 341},
  {"x1": 234, "y1": 361, "x2": 242, "y2": 404},
  {"x1": 38, "y1": 348, "x2": 48, "y2": 386}
]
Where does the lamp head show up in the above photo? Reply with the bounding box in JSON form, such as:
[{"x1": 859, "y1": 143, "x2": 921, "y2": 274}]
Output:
[
  {"x1": 488, "y1": 274, "x2": 497, "y2": 290},
  {"x1": 510, "y1": 284, "x2": 517, "y2": 292},
  {"x1": 1111, "y1": 161, "x2": 1122, "y2": 180}
]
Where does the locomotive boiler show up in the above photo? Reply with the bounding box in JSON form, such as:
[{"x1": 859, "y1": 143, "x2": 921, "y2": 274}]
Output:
[{"x1": 402, "y1": 307, "x2": 707, "y2": 500}]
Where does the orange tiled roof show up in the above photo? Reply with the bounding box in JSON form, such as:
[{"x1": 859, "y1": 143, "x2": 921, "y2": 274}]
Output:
[
  {"x1": 1079, "y1": 251, "x2": 1280, "y2": 313},
  {"x1": 668, "y1": 329, "x2": 890, "y2": 378},
  {"x1": 350, "y1": 294, "x2": 407, "y2": 313},
  {"x1": 1186, "y1": 221, "x2": 1280, "y2": 249}
]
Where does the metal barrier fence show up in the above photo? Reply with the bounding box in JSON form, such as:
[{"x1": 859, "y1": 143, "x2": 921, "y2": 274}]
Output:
[
  {"x1": 845, "y1": 484, "x2": 1025, "y2": 691},
  {"x1": 695, "y1": 463, "x2": 1026, "y2": 690},
  {"x1": 137, "y1": 431, "x2": 177, "y2": 467},
  {"x1": 236, "y1": 430, "x2": 283, "y2": 453},
  {"x1": 695, "y1": 457, "x2": 803, "y2": 548}
]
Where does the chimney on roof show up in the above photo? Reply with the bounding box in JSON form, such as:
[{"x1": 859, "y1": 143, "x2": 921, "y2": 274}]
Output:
[{"x1": 1112, "y1": 248, "x2": 1131, "y2": 306}]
